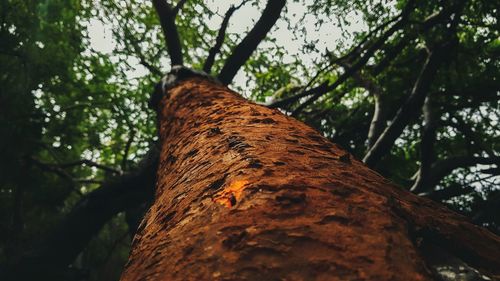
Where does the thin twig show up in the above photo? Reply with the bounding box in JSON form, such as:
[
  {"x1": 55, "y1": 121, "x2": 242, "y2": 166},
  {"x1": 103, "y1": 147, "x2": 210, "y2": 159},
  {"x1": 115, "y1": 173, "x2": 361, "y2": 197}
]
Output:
[
  {"x1": 292, "y1": 11, "x2": 413, "y2": 116},
  {"x1": 268, "y1": 9, "x2": 406, "y2": 109}
]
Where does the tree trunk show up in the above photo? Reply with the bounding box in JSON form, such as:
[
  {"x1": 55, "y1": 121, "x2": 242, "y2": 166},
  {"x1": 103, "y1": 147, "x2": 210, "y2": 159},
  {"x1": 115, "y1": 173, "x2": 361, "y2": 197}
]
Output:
[{"x1": 121, "y1": 68, "x2": 500, "y2": 281}]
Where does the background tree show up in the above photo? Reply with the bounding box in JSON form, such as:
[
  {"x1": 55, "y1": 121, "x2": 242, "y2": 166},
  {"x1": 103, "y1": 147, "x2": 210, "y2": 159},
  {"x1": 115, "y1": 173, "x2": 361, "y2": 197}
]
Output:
[{"x1": 1, "y1": 0, "x2": 498, "y2": 280}]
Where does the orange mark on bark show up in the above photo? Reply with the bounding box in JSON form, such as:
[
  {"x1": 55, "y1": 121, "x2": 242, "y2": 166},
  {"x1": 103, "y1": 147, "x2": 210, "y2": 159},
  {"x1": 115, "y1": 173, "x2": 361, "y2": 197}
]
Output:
[{"x1": 214, "y1": 180, "x2": 249, "y2": 208}]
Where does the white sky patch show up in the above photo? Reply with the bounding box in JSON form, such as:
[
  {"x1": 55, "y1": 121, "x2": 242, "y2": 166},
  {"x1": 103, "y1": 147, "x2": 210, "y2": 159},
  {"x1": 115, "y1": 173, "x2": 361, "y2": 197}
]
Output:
[{"x1": 85, "y1": 18, "x2": 114, "y2": 54}]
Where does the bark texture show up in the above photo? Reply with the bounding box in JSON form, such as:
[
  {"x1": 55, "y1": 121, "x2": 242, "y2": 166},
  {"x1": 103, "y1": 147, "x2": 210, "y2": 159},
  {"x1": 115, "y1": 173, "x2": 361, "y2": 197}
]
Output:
[{"x1": 121, "y1": 75, "x2": 500, "y2": 281}]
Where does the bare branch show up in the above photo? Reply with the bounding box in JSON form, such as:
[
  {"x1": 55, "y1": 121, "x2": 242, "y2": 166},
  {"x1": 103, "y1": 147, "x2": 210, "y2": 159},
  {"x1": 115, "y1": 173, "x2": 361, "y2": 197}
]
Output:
[
  {"x1": 203, "y1": 2, "x2": 247, "y2": 73},
  {"x1": 152, "y1": 0, "x2": 183, "y2": 65},
  {"x1": 291, "y1": 12, "x2": 412, "y2": 116},
  {"x1": 217, "y1": 0, "x2": 286, "y2": 85},
  {"x1": 268, "y1": 81, "x2": 329, "y2": 109},
  {"x1": 268, "y1": 13, "x2": 405, "y2": 110}
]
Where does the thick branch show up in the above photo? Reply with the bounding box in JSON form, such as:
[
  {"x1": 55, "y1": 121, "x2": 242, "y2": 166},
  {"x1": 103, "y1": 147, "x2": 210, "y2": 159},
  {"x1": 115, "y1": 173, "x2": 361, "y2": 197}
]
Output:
[
  {"x1": 217, "y1": 0, "x2": 286, "y2": 85},
  {"x1": 152, "y1": 0, "x2": 183, "y2": 65},
  {"x1": 367, "y1": 93, "x2": 386, "y2": 148},
  {"x1": 363, "y1": 1, "x2": 469, "y2": 167},
  {"x1": 411, "y1": 96, "x2": 439, "y2": 193},
  {"x1": 362, "y1": 47, "x2": 446, "y2": 167},
  {"x1": 5, "y1": 148, "x2": 159, "y2": 280}
]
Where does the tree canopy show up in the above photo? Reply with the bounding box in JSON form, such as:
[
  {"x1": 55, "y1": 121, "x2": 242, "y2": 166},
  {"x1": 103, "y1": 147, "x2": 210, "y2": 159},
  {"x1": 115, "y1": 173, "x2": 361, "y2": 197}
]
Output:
[{"x1": 1, "y1": 0, "x2": 498, "y2": 280}]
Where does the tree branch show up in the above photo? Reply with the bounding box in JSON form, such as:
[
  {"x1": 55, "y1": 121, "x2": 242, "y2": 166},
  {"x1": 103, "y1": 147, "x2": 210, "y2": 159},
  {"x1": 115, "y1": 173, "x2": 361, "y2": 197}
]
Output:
[
  {"x1": 428, "y1": 155, "x2": 500, "y2": 189},
  {"x1": 363, "y1": 0, "x2": 471, "y2": 167},
  {"x1": 292, "y1": 28, "x2": 405, "y2": 116},
  {"x1": 362, "y1": 45, "x2": 448, "y2": 167},
  {"x1": 31, "y1": 156, "x2": 122, "y2": 176},
  {"x1": 268, "y1": 6, "x2": 418, "y2": 110},
  {"x1": 411, "y1": 96, "x2": 439, "y2": 193},
  {"x1": 370, "y1": 35, "x2": 410, "y2": 75},
  {"x1": 5, "y1": 148, "x2": 159, "y2": 280},
  {"x1": 60, "y1": 159, "x2": 122, "y2": 174},
  {"x1": 275, "y1": 12, "x2": 403, "y2": 108},
  {"x1": 121, "y1": 130, "x2": 136, "y2": 170},
  {"x1": 122, "y1": 24, "x2": 163, "y2": 76},
  {"x1": 271, "y1": 0, "x2": 463, "y2": 113},
  {"x1": 217, "y1": 0, "x2": 286, "y2": 85},
  {"x1": 268, "y1": 80, "x2": 329, "y2": 109},
  {"x1": 288, "y1": 1, "x2": 416, "y2": 116},
  {"x1": 152, "y1": 0, "x2": 183, "y2": 65},
  {"x1": 367, "y1": 92, "x2": 386, "y2": 148},
  {"x1": 423, "y1": 184, "x2": 474, "y2": 202},
  {"x1": 203, "y1": 2, "x2": 247, "y2": 73},
  {"x1": 336, "y1": 59, "x2": 387, "y2": 148}
]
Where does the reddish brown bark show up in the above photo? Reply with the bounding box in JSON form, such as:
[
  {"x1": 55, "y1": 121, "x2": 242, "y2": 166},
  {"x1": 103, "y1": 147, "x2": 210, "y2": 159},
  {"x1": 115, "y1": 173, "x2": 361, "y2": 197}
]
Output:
[{"x1": 121, "y1": 75, "x2": 500, "y2": 281}]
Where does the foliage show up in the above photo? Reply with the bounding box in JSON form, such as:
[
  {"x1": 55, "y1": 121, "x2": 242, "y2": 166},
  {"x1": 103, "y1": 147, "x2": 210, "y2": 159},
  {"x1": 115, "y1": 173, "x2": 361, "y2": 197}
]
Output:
[{"x1": 0, "y1": 0, "x2": 498, "y2": 280}]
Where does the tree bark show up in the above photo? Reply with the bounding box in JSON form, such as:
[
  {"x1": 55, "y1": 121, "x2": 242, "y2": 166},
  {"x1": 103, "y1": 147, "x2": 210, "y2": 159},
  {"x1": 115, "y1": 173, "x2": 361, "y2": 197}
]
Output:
[{"x1": 121, "y1": 70, "x2": 500, "y2": 281}]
